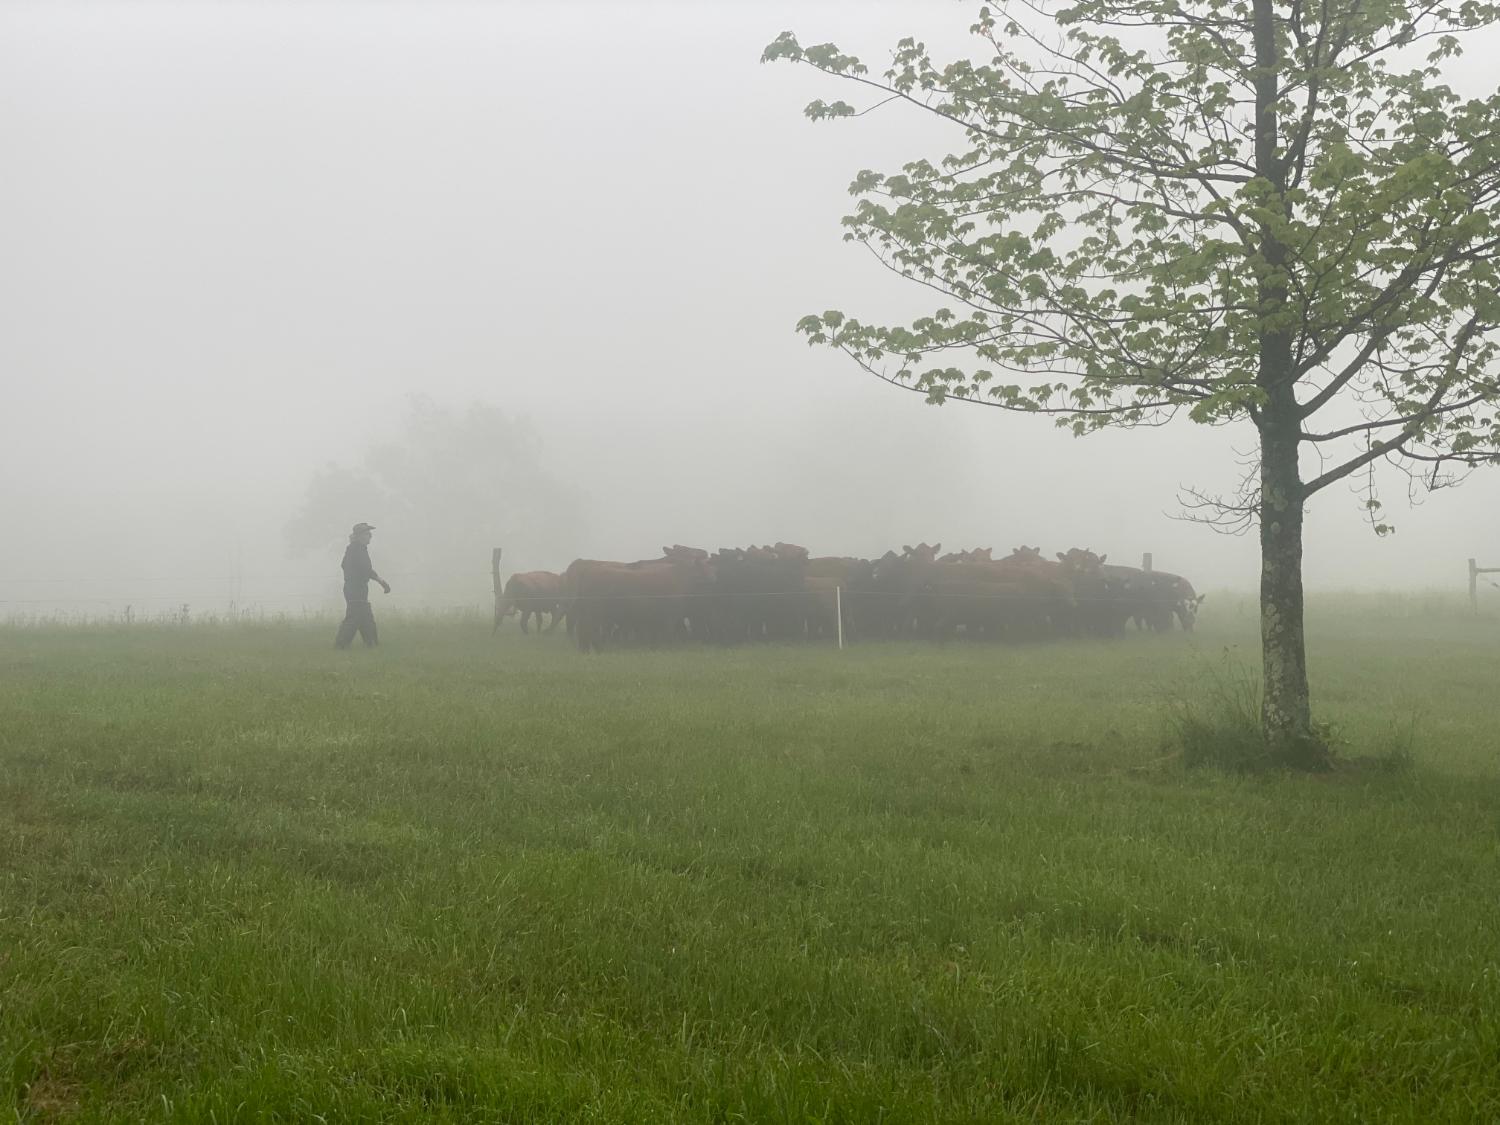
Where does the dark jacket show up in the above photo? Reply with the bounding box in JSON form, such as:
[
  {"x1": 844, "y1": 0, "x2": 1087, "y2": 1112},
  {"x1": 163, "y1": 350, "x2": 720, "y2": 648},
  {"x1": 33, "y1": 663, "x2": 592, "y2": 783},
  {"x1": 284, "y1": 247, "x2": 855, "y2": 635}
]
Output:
[{"x1": 342, "y1": 541, "x2": 378, "y2": 599}]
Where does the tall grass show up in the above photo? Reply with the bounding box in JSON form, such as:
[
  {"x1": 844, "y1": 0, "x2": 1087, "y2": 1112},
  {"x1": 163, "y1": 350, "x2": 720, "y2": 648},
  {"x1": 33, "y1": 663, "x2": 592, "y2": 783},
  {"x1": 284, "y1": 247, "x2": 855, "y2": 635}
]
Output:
[{"x1": 1164, "y1": 652, "x2": 1269, "y2": 771}]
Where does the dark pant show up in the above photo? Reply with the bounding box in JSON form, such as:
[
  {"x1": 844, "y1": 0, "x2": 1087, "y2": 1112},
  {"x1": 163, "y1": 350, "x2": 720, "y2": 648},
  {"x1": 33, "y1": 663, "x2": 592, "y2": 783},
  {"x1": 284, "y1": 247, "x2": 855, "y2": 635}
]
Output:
[{"x1": 335, "y1": 597, "x2": 379, "y2": 649}]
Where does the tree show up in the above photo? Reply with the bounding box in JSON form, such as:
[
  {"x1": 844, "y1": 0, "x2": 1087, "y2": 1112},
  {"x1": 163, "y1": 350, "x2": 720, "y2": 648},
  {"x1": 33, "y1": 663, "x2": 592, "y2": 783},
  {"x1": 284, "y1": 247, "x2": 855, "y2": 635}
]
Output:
[
  {"x1": 286, "y1": 397, "x2": 584, "y2": 605},
  {"x1": 764, "y1": 0, "x2": 1500, "y2": 766}
]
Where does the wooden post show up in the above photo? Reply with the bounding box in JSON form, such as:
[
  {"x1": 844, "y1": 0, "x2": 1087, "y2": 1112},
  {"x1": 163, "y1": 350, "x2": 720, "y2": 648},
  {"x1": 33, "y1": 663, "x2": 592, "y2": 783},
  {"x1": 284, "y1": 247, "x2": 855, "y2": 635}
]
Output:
[
  {"x1": 836, "y1": 585, "x2": 844, "y2": 651},
  {"x1": 492, "y1": 548, "x2": 504, "y2": 633},
  {"x1": 1142, "y1": 552, "x2": 1153, "y2": 573},
  {"x1": 1469, "y1": 557, "x2": 1479, "y2": 615}
]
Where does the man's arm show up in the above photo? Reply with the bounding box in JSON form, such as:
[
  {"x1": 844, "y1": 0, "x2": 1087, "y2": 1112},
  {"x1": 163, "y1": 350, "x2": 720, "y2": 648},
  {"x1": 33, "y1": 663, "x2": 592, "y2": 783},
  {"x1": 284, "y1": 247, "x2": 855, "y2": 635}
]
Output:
[{"x1": 369, "y1": 560, "x2": 391, "y2": 594}]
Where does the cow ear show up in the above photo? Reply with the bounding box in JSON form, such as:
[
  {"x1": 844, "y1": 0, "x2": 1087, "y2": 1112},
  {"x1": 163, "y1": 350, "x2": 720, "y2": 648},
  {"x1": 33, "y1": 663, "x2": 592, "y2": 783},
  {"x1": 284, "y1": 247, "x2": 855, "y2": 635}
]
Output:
[{"x1": 1098, "y1": 554, "x2": 1107, "y2": 565}]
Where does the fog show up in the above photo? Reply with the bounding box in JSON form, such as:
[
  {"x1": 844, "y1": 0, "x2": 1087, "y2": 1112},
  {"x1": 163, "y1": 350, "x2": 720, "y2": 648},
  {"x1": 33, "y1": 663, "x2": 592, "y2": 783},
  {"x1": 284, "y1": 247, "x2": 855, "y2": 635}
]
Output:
[{"x1": 4, "y1": 1, "x2": 1498, "y2": 616}]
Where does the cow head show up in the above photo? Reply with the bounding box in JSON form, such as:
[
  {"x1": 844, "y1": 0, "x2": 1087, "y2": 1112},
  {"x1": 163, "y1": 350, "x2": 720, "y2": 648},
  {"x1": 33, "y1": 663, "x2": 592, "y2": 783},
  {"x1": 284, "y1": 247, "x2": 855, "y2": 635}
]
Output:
[
  {"x1": 1056, "y1": 547, "x2": 1105, "y2": 574},
  {"x1": 872, "y1": 550, "x2": 905, "y2": 582},
  {"x1": 941, "y1": 547, "x2": 990, "y2": 563},
  {"x1": 1176, "y1": 588, "x2": 1206, "y2": 631}
]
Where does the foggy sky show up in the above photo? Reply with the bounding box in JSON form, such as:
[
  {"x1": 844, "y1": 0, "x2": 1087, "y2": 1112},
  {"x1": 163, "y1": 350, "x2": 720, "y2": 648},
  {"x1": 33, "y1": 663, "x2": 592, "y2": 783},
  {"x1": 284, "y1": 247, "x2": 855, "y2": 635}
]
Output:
[{"x1": 4, "y1": 1, "x2": 1499, "y2": 615}]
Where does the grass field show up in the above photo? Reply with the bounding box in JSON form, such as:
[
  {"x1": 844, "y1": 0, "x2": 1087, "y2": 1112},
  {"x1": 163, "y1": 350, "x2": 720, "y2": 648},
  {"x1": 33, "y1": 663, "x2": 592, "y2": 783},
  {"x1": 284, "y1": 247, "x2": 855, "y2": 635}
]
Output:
[{"x1": 3, "y1": 596, "x2": 1499, "y2": 1122}]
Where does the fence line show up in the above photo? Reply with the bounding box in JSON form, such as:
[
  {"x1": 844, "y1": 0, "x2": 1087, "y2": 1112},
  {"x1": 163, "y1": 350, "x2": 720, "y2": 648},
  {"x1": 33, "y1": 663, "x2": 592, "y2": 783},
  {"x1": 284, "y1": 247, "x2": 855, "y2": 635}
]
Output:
[
  {"x1": 3, "y1": 552, "x2": 1164, "y2": 589},
  {"x1": 0, "y1": 569, "x2": 492, "y2": 585},
  {"x1": 1, "y1": 589, "x2": 1168, "y2": 613},
  {"x1": 1, "y1": 584, "x2": 1165, "y2": 608},
  {"x1": 557, "y1": 589, "x2": 1148, "y2": 604},
  {"x1": 1, "y1": 553, "x2": 1170, "y2": 610},
  {"x1": 1468, "y1": 558, "x2": 1500, "y2": 613},
  {"x1": 0, "y1": 569, "x2": 497, "y2": 607}
]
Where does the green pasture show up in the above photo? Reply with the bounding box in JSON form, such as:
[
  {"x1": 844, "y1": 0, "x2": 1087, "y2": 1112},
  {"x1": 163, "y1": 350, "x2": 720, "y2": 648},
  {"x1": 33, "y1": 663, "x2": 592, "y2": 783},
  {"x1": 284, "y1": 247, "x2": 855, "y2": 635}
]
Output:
[{"x1": 2, "y1": 596, "x2": 1498, "y2": 1122}]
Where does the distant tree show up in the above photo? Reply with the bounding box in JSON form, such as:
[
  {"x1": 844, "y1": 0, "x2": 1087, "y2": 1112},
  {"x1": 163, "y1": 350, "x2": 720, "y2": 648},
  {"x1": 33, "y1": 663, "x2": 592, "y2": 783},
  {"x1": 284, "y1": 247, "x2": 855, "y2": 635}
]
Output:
[
  {"x1": 765, "y1": 0, "x2": 1500, "y2": 766},
  {"x1": 287, "y1": 398, "x2": 584, "y2": 604}
]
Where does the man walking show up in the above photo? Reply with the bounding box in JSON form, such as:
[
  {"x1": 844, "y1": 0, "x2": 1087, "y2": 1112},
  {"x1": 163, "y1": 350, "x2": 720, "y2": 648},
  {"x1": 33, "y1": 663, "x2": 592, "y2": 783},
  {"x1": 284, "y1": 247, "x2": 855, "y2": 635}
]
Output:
[{"x1": 335, "y1": 522, "x2": 391, "y2": 649}]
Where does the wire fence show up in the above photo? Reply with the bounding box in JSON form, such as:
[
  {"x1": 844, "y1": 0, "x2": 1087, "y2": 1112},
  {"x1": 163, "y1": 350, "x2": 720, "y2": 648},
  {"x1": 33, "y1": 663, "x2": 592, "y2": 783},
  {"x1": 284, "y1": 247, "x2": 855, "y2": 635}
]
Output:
[
  {"x1": 0, "y1": 570, "x2": 493, "y2": 609},
  {"x1": 0, "y1": 603, "x2": 494, "y2": 629},
  {"x1": 0, "y1": 581, "x2": 1168, "y2": 636},
  {"x1": 0, "y1": 574, "x2": 1179, "y2": 609}
]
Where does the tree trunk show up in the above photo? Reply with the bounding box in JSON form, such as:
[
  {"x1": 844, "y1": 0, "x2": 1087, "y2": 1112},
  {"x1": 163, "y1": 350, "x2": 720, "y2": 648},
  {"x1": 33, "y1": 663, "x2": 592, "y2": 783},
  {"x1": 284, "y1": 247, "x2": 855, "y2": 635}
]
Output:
[
  {"x1": 1249, "y1": 0, "x2": 1326, "y2": 769},
  {"x1": 1258, "y1": 416, "x2": 1325, "y2": 768}
]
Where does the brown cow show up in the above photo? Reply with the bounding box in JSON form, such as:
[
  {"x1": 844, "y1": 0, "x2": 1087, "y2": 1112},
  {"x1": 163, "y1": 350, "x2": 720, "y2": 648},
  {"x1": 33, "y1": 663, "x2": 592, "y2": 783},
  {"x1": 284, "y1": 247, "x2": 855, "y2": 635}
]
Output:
[
  {"x1": 927, "y1": 555, "x2": 1072, "y2": 640},
  {"x1": 924, "y1": 569, "x2": 1050, "y2": 640},
  {"x1": 804, "y1": 556, "x2": 874, "y2": 639},
  {"x1": 710, "y1": 545, "x2": 806, "y2": 642},
  {"x1": 568, "y1": 554, "x2": 714, "y2": 652},
  {"x1": 1149, "y1": 571, "x2": 1205, "y2": 631},
  {"x1": 862, "y1": 544, "x2": 943, "y2": 637},
  {"x1": 495, "y1": 570, "x2": 566, "y2": 634},
  {"x1": 1096, "y1": 564, "x2": 1205, "y2": 632},
  {"x1": 799, "y1": 575, "x2": 842, "y2": 639},
  {"x1": 1055, "y1": 548, "x2": 1121, "y2": 636}
]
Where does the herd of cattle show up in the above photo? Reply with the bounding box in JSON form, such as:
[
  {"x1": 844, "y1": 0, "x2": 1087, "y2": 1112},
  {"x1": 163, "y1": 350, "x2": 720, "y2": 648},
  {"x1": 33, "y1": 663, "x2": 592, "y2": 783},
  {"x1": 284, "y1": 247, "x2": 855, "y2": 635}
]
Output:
[{"x1": 496, "y1": 543, "x2": 1204, "y2": 652}]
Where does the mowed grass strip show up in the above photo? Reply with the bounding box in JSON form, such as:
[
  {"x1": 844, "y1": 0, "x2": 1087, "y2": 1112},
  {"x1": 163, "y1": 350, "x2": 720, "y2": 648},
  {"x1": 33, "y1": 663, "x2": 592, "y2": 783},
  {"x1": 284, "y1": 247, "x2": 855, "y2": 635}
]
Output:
[{"x1": 2, "y1": 602, "x2": 1498, "y2": 1122}]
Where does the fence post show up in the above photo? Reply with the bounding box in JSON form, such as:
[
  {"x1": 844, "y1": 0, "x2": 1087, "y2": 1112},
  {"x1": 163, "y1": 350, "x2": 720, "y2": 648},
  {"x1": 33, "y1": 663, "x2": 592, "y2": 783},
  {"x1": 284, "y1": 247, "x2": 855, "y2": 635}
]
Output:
[
  {"x1": 1469, "y1": 557, "x2": 1479, "y2": 615},
  {"x1": 492, "y1": 548, "x2": 504, "y2": 632},
  {"x1": 1142, "y1": 552, "x2": 1153, "y2": 573},
  {"x1": 836, "y1": 585, "x2": 844, "y2": 651}
]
